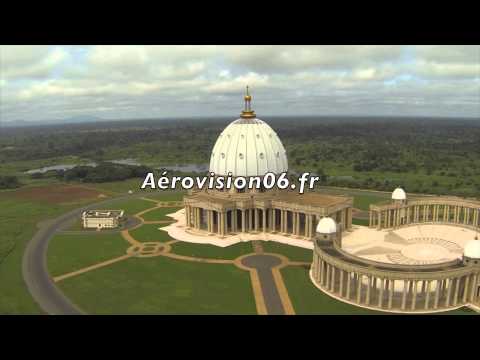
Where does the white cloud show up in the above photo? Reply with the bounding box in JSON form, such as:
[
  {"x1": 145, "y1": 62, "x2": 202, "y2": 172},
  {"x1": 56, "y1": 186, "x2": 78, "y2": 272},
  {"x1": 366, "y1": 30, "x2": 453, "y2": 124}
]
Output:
[
  {"x1": 1, "y1": 45, "x2": 479, "y2": 121},
  {"x1": 0, "y1": 46, "x2": 69, "y2": 79},
  {"x1": 204, "y1": 72, "x2": 269, "y2": 93}
]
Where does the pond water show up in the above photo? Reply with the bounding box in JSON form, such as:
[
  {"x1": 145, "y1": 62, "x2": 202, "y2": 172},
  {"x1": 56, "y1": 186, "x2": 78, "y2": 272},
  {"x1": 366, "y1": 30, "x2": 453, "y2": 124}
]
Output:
[
  {"x1": 25, "y1": 164, "x2": 79, "y2": 174},
  {"x1": 25, "y1": 159, "x2": 141, "y2": 174}
]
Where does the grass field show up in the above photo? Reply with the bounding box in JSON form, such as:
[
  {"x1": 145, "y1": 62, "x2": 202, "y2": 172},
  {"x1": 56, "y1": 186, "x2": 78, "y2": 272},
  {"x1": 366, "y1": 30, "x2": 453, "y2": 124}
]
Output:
[
  {"x1": 170, "y1": 241, "x2": 254, "y2": 260},
  {"x1": 261, "y1": 242, "x2": 313, "y2": 262},
  {"x1": 317, "y1": 187, "x2": 390, "y2": 210},
  {"x1": 352, "y1": 218, "x2": 370, "y2": 226},
  {"x1": 0, "y1": 188, "x2": 104, "y2": 314},
  {"x1": 143, "y1": 191, "x2": 185, "y2": 201},
  {"x1": 282, "y1": 266, "x2": 477, "y2": 315},
  {"x1": 139, "y1": 207, "x2": 181, "y2": 221},
  {"x1": 106, "y1": 198, "x2": 156, "y2": 215},
  {"x1": 58, "y1": 256, "x2": 257, "y2": 314},
  {"x1": 48, "y1": 233, "x2": 128, "y2": 277},
  {"x1": 129, "y1": 224, "x2": 174, "y2": 243}
]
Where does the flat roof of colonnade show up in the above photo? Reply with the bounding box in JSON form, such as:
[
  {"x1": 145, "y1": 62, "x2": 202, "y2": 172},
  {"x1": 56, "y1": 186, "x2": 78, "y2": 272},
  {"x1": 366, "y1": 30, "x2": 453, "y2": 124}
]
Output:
[
  {"x1": 185, "y1": 190, "x2": 353, "y2": 212},
  {"x1": 371, "y1": 195, "x2": 480, "y2": 210}
]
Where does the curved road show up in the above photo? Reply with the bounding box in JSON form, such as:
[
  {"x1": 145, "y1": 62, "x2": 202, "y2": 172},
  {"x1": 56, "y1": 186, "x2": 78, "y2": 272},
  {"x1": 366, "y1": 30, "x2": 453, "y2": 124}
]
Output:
[{"x1": 22, "y1": 194, "x2": 143, "y2": 315}]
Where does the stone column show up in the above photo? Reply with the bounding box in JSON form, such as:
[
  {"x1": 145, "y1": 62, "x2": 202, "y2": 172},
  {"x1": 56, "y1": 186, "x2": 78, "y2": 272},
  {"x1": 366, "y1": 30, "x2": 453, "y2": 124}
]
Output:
[
  {"x1": 346, "y1": 272, "x2": 352, "y2": 300},
  {"x1": 388, "y1": 280, "x2": 394, "y2": 309},
  {"x1": 297, "y1": 213, "x2": 301, "y2": 236},
  {"x1": 241, "y1": 210, "x2": 246, "y2": 233},
  {"x1": 463, "y1": 275, "x2": 470, "y2": 303},
  {"x1": 347, "y1": 208, "x2": 352, "y2": 230},
  {"x1": 325, "y1": 264, "x2": 331, "y2": 289},
  {"x1": 272, "y1": 209, "x2": 276, "y2": 232},
  {"x1": 292, "y1": 212, "x2": 296, "y2": 235},
  {"x1": 233, "y1": 210, "x2": 238, "y2": 232},
  {"x1": 378, "y1": 278, "x2": 385, "y2": 308},
  {"x1": 331, "y1": 267, "x2": 335, "y2": 292},
  {"x1": 262, "y1": 209, "x2": 267, "y2": 232},
  {"x1": 453, "y1": 278, "x2": 460, "y2": 306},
  {"x1": 411, "y1": 280, "x2": 418, "y2": 311},
  {"x1": 206, "y1": 210, "x2": 211, "y2": 232},
  {"x1": 434, "y1": 280, "x2": 441, "y2": 309},
  {"x1": 445, "y1": 278, "x2": 453, "y2": 307},
  {"x1": 425, "y1": 281, "x2": 431, "y2": 310},
  {"x1": 280, "y1": 210, "x2": 284, "y2": 233},
  {"x1": 366, "y1": 276, "x2": 371, "y2": 305},
  {"x1": 217, "y1": 212, "x2": 221, "y2": 235},
  {"x1": 401, "y1": 280, "x2": 408, "y2": 310},
  {"x1": 356, "y1": 274, "x2": 362, "y2": 304},
  {"x1": 250, "y1": 209, "x2": 254, "y2": 231},
  {"x1": 339, "y1": 270, "x2": 344, "y2": 297},
  {"x1": 377, "y1": 211, "x2": 382, "y2": 230},
  {"x1": 469, "y1": 274, "x2": 478, "y2": 303}
]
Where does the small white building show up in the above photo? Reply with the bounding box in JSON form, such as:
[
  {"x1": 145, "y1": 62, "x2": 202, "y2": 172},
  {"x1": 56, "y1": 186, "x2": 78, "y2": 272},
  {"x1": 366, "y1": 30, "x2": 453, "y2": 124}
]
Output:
[{"x1": 82, "y1": 210, "x2": 124, "y2": 230}]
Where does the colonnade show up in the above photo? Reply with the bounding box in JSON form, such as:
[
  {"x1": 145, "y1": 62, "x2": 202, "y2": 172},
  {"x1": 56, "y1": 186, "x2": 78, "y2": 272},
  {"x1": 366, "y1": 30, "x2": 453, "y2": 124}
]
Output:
[
  {"x1": 185, "y1": 205, "x2": 353, "y2": 239},
  {"x1": 311, "y1": 251, "x2": 480, "y2": 312},
  {"x1": 370, "y1": 201, "x2": 480, "y2": 230}
]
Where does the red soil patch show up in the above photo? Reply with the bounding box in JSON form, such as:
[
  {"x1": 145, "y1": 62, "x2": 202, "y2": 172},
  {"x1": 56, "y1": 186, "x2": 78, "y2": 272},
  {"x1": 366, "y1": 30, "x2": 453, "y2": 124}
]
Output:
[{"x1": 10, "y1": 185, "x2": 105, "y2": 204}]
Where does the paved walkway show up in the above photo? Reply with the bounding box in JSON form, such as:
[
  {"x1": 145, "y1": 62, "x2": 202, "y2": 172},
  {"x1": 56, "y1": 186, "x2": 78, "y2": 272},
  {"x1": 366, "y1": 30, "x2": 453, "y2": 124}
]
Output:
[{"x1": 27, "y1": 194, "x2": 308, "y2": 315}]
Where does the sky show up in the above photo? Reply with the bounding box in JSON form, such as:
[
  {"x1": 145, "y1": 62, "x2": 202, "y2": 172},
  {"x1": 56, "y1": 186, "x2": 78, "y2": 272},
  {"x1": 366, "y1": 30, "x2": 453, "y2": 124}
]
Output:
[{"x1": 0, "y1": 45, "x2": 479, "y2": 122}]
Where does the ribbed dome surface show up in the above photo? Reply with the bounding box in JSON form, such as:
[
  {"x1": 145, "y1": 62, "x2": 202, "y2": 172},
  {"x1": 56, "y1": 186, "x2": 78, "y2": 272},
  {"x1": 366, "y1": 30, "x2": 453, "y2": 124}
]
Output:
[{"x1": 209, "y1": 118, "x2": 288, "y2": 177}]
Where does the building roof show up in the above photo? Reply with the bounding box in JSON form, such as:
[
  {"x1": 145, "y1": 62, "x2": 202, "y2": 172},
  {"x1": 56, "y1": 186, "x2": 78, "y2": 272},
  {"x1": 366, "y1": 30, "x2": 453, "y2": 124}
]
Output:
[
  {"x1": 392, "y1": 187, "x2": 407, "y2": 200},
  {"x1": 316, "y1": 217, "x2": 337, "y2": 234},
  {"x1": 209, "y1": 90, "x2": 288, "y2": 177},
  {"x1": 82, "y1": 210, "x2": 124, "y2": 218},
  {"x1": 274, "y1": 191, "x2": 350, "y2": 208},
  {"x1": 464, "y1": 239, "x2": 480, "y2": 259}
]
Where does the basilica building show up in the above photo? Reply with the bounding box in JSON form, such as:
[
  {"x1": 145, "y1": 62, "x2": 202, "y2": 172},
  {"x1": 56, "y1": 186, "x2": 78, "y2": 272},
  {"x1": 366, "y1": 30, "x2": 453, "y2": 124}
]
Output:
[{"x1": 184, "y1": 88, "x2": 353, "y2": 241}]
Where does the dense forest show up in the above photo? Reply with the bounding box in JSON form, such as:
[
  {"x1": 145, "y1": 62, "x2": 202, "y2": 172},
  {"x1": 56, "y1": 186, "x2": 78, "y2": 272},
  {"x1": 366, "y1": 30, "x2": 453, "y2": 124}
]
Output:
[{"x1": 1, "y1": 116, "x2": 479, "y2": 197}]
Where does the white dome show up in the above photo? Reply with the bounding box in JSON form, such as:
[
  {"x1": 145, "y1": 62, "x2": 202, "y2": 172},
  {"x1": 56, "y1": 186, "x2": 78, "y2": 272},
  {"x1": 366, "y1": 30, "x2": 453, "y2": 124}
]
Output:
[
  {"x1": 316, "y1": 217, "x2": 337, "y2": 234},
  {"x1": 209, "y1": 118, "x2": 288, "y2": 177},
  {"x1": 464, "y1": 240, "x2": 480, "y2": 259},
  {"x1": 392, "y1": 187, "x2": 406, "y2": 200}
]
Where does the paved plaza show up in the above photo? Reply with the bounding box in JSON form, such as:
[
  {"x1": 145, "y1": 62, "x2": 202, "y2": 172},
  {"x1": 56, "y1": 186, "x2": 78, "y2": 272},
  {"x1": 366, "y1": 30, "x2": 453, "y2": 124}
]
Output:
[{"x1": 342, "y1": 224, "x2": 477, "y2": 265}]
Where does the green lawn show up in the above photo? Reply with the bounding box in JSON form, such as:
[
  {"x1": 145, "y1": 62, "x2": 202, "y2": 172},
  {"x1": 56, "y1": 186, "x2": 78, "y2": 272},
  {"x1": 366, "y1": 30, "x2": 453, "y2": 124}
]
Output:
[
  {"x1": 261, "y1": 242, "x2": 313, "y2": 262},
  {"x1": 129, "y1": 224, "x2": 174, "y2": 243},
  {"x1": 282, "y1": 267, "x2": 477, "y2": 315},
  {"x1": 106, "y1": 198, "x2": 156, "y2": 215},
  {"x1": 170, "y1": 241, "x2": 254, "y2": 260},
  {"x1": 352, "y1": 218, "x2": 370, "y2": 226},
  {"x1": 353, "y1": 194, "x2": 386, "y2": 211},
  {"x1": 58, "y1": 256, "x2": 257, "y2": 314},
  {"x1": 48, "y1": 233, "x2": 129, "y2": 277},
  {"x1": 282, "y1": 266, "x2": 382, "y2": 314},
  {"x1": 142, "y1": 191, "x2": 185, "y2": 202},
  {"x1": 140, "y1": 207, "x2": 181, "y2": 221}
]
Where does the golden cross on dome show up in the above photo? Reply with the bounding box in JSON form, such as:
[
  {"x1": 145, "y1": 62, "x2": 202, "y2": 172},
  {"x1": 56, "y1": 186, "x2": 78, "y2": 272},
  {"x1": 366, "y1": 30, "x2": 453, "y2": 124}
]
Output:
[{"x1": 241, "y1": 85, "x2": 256, "y2": 119}]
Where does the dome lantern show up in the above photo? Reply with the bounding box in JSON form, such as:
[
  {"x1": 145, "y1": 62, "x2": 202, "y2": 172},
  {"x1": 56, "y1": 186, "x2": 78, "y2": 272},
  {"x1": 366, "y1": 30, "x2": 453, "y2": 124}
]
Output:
[{"x1": 240, "y1": 85, "x2": 256, "y2": 119}]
